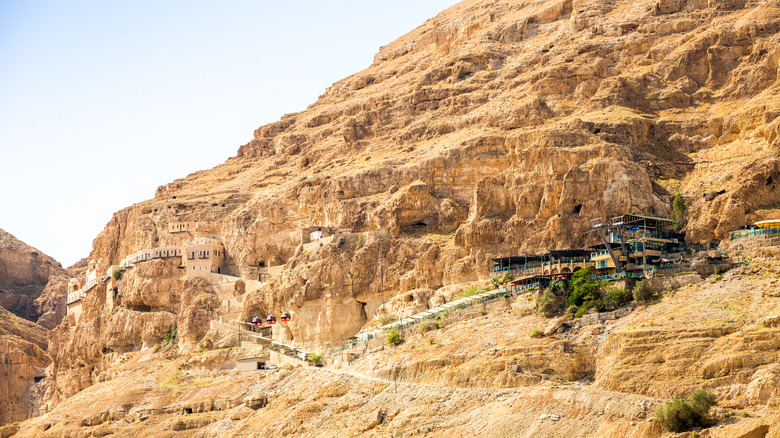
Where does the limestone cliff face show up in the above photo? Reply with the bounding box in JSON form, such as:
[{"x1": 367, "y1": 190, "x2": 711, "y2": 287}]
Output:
[
  {"x1": 0, "y1": 307, "x2": 49, "y2": 426},
  {"x1": 0, "y1": 228, "x2": 65, "y2": 322},
  {"x1": 47, "y1": 0, "x2": 780, "y2": 406}
]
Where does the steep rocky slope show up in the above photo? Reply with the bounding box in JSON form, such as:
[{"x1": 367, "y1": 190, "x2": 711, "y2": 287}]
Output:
[
  {"x1": 22, "y1": 0, "x2": 780, "y2": 434},
  {"x1": 0, "y1": 307, "x2": 49, "y2": 426},
  {"x1": 73, "y1": 0, "x2": 780, "y2": 350},
  {"x1": 0, "y1": 228, "x2": 65, "y2": 322},
  {"x1": 6, "y1": 251, "x2": 779, "y2": 437}
]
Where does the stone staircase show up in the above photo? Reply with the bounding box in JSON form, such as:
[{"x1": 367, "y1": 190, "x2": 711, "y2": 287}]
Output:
[{"x1": 210, "y1": 320, "x2": 310, "y2": 363}]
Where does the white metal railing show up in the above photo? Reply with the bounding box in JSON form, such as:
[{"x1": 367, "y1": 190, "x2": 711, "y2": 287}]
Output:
[{"x1": 66, "y1": 277, "x2": 98, "y2": 304}]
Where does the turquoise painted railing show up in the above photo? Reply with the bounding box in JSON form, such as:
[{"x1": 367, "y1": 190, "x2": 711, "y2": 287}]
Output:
[{"x1": 730, "y1": 227, "x2": 780, "y2": 240}]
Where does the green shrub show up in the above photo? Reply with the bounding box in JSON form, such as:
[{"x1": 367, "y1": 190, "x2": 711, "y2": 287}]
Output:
[
  {"x1": 689, "y1": 389, "x2": 718, "y2": 416},
  {"x1": 530, "y1": 329, "x2": 544, "y2": 338},
  {"x1": 565, "y1": 306, "x2": 579, "y2": 317},
  {"x1": 633, "y1": 280, "x2": 656, "y2": 303},
  {"x1": 462, "y1": 286, "x2": 478, "y2": 297},
  {"x1": 574, "y1": 307, "x2": 588, "y2": 319},
  {"x1": 604, "y1": 288, "x2": 630, "y2": 310},
  {"x1": 500, "y1": 272, "x2": 514, "y2": 285},
  {"x1": 112, "y1": 267, "x2": 122, "y2": 282},
  {"x1": 491, "y1": 276, "x2": 501, "y2": 287},
  {"x1": 164, "y1": 323, "x2": 177, "y2": 343},
  {"x1": 714, "y1": 268, "x2": 726, "y2": 275},
  {"x1": 537, "y1": 285, "x2": 566, "y2": 317},
  {"x1": 671, "y1": 193, "x2": 686, "y2": 231},
  {"x1": 419, "y1": 322, "x2": 432, "y2": 335},
  {"x1": 356, "y1": 233, "x2": 366, "y2": 248},
  {"x1": 386, "y1": 328, "x2": 402, "y2": 347},
  {"x1": 654, "y1": 390, "x2": 717, "y2": 432},
  {"x1": 377, "y1": 312, "x2": 397, "y2": 325},
  {"x1": 307, "y1": 352, "x2": 324, "y2": 366}
]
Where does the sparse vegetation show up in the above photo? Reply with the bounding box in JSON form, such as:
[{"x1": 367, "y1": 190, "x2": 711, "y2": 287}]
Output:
[
  {"x1": 419, "y1": 322, "x2": 433, "y2": 335},
  {"x1": 671, "y1": 193, "x2": 687, "y2": 231},
  {"x1": 336, "y1": 236, "x2": 346, "y2": 247},
  {"x1": 654, "y1": 389, "x2": 717, "y2": 432},
  {"x1": 307, "y1": 352, "x2": 324, "y2": 366},
  {"x1": 500, "y1": 272, "x2": 514, "y2": 285},
  {"x1": 385, "y1": 328, "x2": 402, "y2": 347},
  {"x1": 604, "y1": 288, "x2": 631, "y2": 310},
  {"x1": 164, "y1": 323, "x2": 177, "y2": 343},
  {"x1": 356, "y1": 233, "x2": 365, "y2": 248},
  {"x1": 632, "y1": 280, "x2": 656, "y2": 303},
  {"x1": 160, "y1": 367, "x2": 184, "y2": 388},
  {"x1": 112, "y1": 267, "x2": 122, "y2": 282},
  {"x1": 537, "y1": 284, "x2": 567, "y2": 317},
  {"x1": 568, "y1": 267, "x2": 604, "y2": 311},
  {"x1": 377, "y1": 312, "x2": 397, "y2": 326},
  {"x1": 530, "y1": 329, "x2": 544, "y2": 338}
]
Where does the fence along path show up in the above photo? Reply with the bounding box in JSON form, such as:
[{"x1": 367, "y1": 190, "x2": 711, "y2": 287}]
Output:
[
  {"x1": 330, "y1": 287, "x2": 509, "y2": 355},
  {"x1": 210, "y1": 320, "x2": 310, "y2": 362}
]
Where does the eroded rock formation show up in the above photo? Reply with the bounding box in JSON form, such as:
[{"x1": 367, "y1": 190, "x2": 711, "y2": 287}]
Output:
[
  {"x1": 36, "y1": 0, "x2": 780, "y2": 426},
  {"x1": 0, "y1": 228, "x2": 65, "y2": 322}
]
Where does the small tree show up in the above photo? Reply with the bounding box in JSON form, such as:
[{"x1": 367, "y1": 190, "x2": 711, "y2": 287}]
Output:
[
  {"x1": 112, "y1": 267, "x2": 122, "y2": 282},
  {"x1": 671, "y1": 194, "x2": 686, "y2": 231},
  {"x1": 568, "y1": 267, "x2": 599, "y2": 306},
  {"x1": 386, "y1": 328, "x2": 402, "y2": 347},
  {"x1": 633, "y1": 280, "x2": 655, "y2": 303}
]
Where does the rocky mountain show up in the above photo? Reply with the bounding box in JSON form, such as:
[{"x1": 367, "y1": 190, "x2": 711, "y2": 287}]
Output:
[
  {"x1": 4, "y1": 0, "x2": 780, "y2": 436},
  {"x1": 0, "y1": 228, "x2": 66, "y2": 322},
  {"x1": 0, "y1": 307, "x2": 49, "y2": 426}
]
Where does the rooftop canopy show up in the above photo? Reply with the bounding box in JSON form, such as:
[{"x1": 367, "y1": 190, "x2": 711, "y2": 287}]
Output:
[
  {"x1": 755, "y1": 219, "x2": 780, "y2": 229},
  {"x1": 613, "y1": 214, "x2": 675, "y2": 229},
  {"x1": 547, "y1": 249, "x2": 592, "y2": 258}
]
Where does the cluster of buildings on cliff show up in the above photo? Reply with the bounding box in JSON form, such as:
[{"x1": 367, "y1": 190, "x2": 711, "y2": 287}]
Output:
[
  {"x1": 65, "y1": 221, "x2": 356, "y2": 322},
  {"x1": 490, "y1": 214, "x2": 777, "y2": 292}
]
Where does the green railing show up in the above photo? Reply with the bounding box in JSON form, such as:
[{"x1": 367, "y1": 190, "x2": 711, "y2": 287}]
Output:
[
  {"x1": 730, "y1": 227, "x2": 780, "y2": 240},
  {"x1": 326, "y1": 289, "x2": 511, "y2": 357}
]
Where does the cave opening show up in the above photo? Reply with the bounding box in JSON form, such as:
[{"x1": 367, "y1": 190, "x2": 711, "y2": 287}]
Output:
[
  {"x1": 357, "y1": 300, "x2": 368, "y2": 322},
  {"x1": 572, "y1": 204, "x2": 583, "y2": 216}
]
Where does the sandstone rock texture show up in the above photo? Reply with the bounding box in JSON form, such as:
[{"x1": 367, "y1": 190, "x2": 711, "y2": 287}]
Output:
[
  {"x1": 0, "y1": 307, "x2": 49, "y2": 426},
  {"x1": 71, "y1": 0, "x2": 780, "y2": 352},
  {"x1": 36, "y1": 0, "x2": 780, "y2": 429},
  {"x1": 0, "y1": 228, "x2": 65, "y2": 322}
]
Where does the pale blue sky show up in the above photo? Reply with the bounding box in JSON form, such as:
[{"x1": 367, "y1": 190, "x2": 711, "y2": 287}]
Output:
[{"x1": 0, "y1": 0, "x2": 457, "y2": 267}]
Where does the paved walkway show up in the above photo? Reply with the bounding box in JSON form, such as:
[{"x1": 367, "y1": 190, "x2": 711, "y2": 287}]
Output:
[{"x1": 349, "y1": 288, "x2": 508, "y2": 345}]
